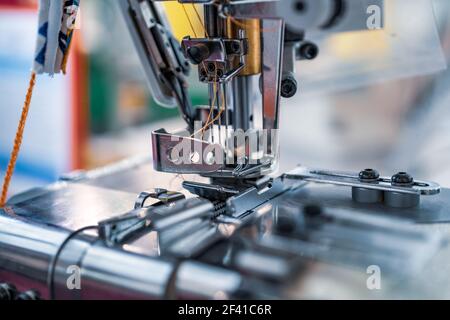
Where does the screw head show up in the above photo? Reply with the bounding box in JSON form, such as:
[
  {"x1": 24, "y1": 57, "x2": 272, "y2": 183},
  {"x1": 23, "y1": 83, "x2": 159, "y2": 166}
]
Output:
[
  {"x1": 359, "y1": 168, "x2": 380, "y2": 182},
  {"x1": 392, "y1": 172, "x2": 414, "y2": 186},
  {"x1": 281, "y1": 75, "x2": 298, "y2": 98},
  {"x1": 299, "y1": 42, "x2": 319, "y2": 60},
  {"x1": 207, "y1": 62, "x2": 216, "y2": 73},
  {"x1": 231, "y1": 41, "x2": 241, "y2": 54}
]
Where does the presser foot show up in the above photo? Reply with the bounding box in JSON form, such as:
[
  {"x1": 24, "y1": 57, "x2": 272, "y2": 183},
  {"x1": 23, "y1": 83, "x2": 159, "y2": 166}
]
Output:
[{"x1": 151, "y1": 125, "x2": 278, "y2": 179}]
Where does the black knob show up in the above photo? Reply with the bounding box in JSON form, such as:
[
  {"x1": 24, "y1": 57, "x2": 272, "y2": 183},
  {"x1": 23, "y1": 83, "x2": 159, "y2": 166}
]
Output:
[
  {"x1": 298, "y1": 42, "x2": 319, "y2": 60},
  {"x1": 230, "y1": 41, "x2": 241, "y2": 54},
  {"x1": 0, "y1": 283, "x2": 17, "y2": 300},
  {"x1": 16, "y1": 290, "x2": 40, "y2": 301},
  {"x1": 281, "y1": 74, "x2": 298, "y2": 98},
  {"x1": 359, "y1": 168, "x2": 380, "y2": 182},
  {"x1": 392, "y1": 172, "x2": 414, "y2": 187},
  {"x1": 186, "y1": 44, "x2": 210, "y2": 65}
]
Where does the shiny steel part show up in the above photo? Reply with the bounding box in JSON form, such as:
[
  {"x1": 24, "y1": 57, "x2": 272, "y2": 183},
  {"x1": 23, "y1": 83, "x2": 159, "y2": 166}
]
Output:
[
  {"x1": 134, "y1": 189, "x2": 185, "y2": 209},
  {"x1": 182, "y1": 37, "x2": 247, "y2": 83},
  {"x1": 0, "y1": 214, "x2": 174, "y2": 300},
  {"x1": 2, "y1": 156, "x2": 450, "y2": 300},
  {"x1": 119, "y1": 0, "x2": 194, "y2": 127},
  {"x1": 226, "y1": 177, "x2": 296, "y2": 218},
  {"x1": 152, "y1": 129, "x2": 225, "y2": 174},
  {"x1": 352, "y1": 187, "x2": 383, "y2": 204},
  {"x1": 225, "y1": 0, "x2": 384, "y2": 33},
  {"x1": 384, "y1": 192, "x2": 420, "y2": 209},
  {"x1": 283, "y1": 167, "x2": 441, "y2": 196},
  {"x1": 226, "y1": 18, "x2": 262, "y2": 76},
  {"x1": 99, "y1": 198, "x2": 214, "y2": 246},
  {"x1": 182, "y1": 175, "x2": 301, "y2": 219},
  {"x1": 232, "y1": 76, "x2": 253, "y2": 131},
  {"x1": 253, "y1": 204, "x2": 444, "y2": 275},
  {"x1": 0, "y1": 215, "x2": 77, "y2": 299},
  {"x1": 138, "y1": 0, "x2": 384, "y2": 178},
  {"x1": 151, "y1": 128, "x2": 275, "y2": 178},
  {"x1": 0, "y1": 214, "x2": 253, "y2": 300},
  {"x1": 262, "y1": 19, "x2": 284, "y2": 141},
  {"x1": 174, "y1": 261, "x2": 242, "y2": 299}
]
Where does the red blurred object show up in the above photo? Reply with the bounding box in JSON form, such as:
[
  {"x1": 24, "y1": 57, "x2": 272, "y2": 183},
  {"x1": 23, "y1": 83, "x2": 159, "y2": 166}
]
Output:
[{"x1": 0, "y1": 0, "x2": 37, "y2": 9}]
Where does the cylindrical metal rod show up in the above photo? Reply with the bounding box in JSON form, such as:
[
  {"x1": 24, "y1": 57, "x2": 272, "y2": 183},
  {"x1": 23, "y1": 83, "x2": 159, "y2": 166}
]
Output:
[
  {"x1": 0, "y1": 214, "x2": 246, "y2": 300},
  {"x1": 204, "y1": 5, "x2": 220, "y2": 37},
  {"x1": 232, "y1": 76, "x2": 254, "y2": 131}
]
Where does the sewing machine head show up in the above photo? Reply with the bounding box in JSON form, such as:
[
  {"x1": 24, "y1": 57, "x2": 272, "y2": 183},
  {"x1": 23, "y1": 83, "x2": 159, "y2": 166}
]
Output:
[{"x1": 120, "y1": 0, "x2": 383, "y2": 181}]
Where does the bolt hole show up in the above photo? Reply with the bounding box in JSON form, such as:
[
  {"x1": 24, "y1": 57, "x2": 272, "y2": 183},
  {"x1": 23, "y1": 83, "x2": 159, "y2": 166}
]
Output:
[
  {"x1": 207, "y1": 63, "x2": 216, "y2": 73},
  {"x1": 294, "y1": 0, "x2": 307, "y2": 12}
]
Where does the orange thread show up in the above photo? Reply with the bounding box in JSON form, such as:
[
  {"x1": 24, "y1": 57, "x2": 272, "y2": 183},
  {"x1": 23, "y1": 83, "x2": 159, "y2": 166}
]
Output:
[
  {"x1": 180, "y1": 4, "x2": 220, "y2": 139},
  {"x1": 192, "y1": 88, "x2": 225, "y2": 138},
  {"x1": 182, "y1": 4, "x2": 199, "y2": 38},
  {"x1": 0, "y1": 71, "x2": 37, "y2": 207},
  {"x1": 191, "y1": 4, "x2": 209, "y2": 38}
]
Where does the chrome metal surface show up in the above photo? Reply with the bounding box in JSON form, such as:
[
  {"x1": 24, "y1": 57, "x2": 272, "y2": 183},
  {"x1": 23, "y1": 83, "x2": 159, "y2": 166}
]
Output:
[
  {"x1": 1, "y1": 157, "x2": 450, "y2": 299},
  {"x1": 227, "y1": 0, "x2": 384, "y2": 32},
  {"x1": 284, "y1": 167, "x2": 441, "y2": 196}
]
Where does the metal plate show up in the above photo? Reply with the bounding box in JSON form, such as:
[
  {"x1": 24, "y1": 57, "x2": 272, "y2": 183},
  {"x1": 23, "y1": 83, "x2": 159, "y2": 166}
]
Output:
[{"x1": 2, "y1": 158, "x2": 450, "y2": 299}]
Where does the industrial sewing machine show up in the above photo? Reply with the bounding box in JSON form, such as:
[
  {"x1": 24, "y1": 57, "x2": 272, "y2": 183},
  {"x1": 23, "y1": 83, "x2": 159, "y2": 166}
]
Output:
[{"x1": 1, "y1": 0, "x2": 450, "y2": 300}]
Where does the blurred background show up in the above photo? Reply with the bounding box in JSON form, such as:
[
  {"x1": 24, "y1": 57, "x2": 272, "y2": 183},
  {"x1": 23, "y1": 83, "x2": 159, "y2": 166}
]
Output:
[{"x1": 0, "y1": 0, "x2": 449, "y2": 197}]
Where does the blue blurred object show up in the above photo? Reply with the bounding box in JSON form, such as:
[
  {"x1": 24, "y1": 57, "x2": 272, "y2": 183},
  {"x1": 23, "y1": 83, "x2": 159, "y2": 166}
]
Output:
[{"x1": 0, "y1": 9, "x2": 74, "y2": 194}]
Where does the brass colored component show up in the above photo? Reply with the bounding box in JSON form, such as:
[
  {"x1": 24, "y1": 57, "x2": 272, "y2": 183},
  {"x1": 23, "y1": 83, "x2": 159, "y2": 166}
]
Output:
[{"x1": 227, "y1": 19, "x2": 262, "y2": 76}]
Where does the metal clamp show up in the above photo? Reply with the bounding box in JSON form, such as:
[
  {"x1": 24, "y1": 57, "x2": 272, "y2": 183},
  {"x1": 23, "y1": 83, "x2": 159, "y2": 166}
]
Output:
[
  {"x1": 283, "y1": 166, "x2": 441, "y2": 208},
  {"x1": 98, "y1": 192, "x2": 217, "y2": 247}
]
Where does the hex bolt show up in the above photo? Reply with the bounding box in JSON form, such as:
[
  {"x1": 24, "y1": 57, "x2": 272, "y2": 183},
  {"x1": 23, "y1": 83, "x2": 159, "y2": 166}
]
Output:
[
  {"x1": 207, "y1": 62, "x2": 216, "y2": 73},
  {"x1": 359, "y1": 168, "x2": 380, "y2": 182},
  {"x1": 281, "y1": 75, "x2": 298, "y2": 98},
  {"x1": 384, "y1": 172, "x2": 419, "y2": 208},
  {"x1": 391, "y1": 172, "x2": 414, "y2": 187},
  {"x1": 231, "y1": 41, "x2": 241, "y2": 54},
  {"x1": 353, "y1": 168, "x2": 383, "y2": 204}
]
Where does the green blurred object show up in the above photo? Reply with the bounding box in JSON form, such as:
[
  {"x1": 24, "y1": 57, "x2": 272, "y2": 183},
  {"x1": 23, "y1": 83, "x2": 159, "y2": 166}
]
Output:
[
  {"x1": 149, "y1": 92, "x2": 209, "y2": 122},
  {"x1": 89, "y1": 50, "x2": 208, "y2": 134},
  {"x1": 89, "y1": 54, "x2": 119, "y2": 134}
]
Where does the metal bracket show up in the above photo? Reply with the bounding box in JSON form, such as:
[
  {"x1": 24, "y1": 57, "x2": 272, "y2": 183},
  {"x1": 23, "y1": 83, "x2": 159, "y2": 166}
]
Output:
[
  {"x1": 98, "y1": 193, "x2": 214, "y2": 247},
  {"x1": 283, "y1": 167, "x2": 441, "y2": 208}
]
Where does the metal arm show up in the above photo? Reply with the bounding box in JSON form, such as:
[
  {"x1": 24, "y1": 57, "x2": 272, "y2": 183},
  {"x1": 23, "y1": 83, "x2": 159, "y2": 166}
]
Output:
[{"x1": 120, "y1": 0, "x2": 384, "y2": 180}]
